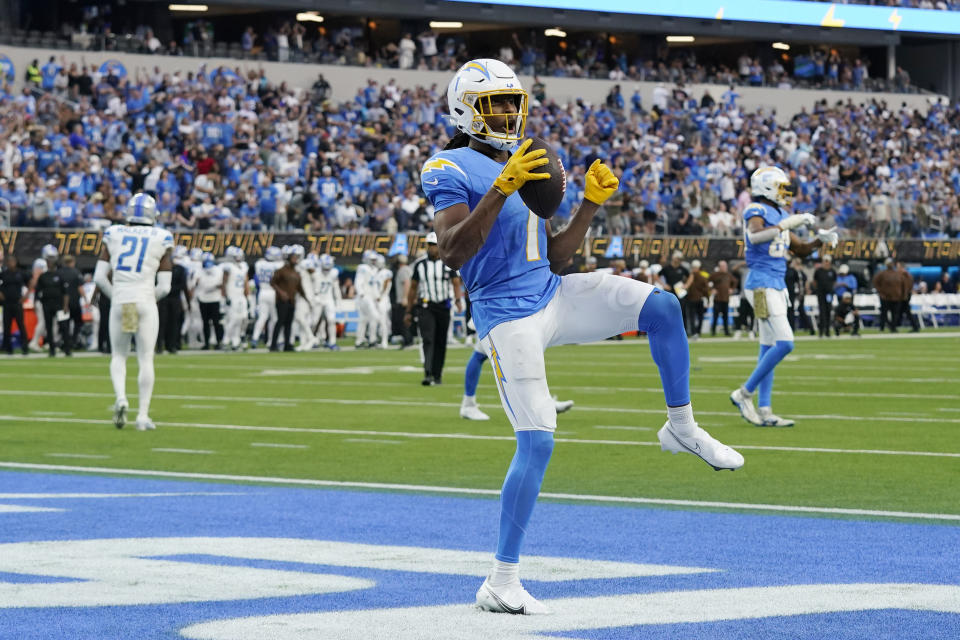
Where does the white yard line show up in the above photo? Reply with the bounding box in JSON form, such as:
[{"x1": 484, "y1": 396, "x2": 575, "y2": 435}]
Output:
[
  {"x1": 31, "y1": 411, "x2": 75, "y2": 416},
  {"x1": 2, "y1": 415, "x2": 959, "y2": 459},
  {"x1": 344, "y1": 438, "x2": 406, "y2": 445},
  {"x1": 0, "y1": 461, "x2": 957, "y2": 522},
  {"x1": 151, "y1": 448, "x2": 215, "y2": 455},
  {"x1": 0, "y1": 504, "x2": 64, "y2": 513},
  {"x1": 44, "y1": 453, "x2": 111, "y2": 460},
  {"x1": 250, "y1": 442, "x2": 309, "y2": 449},
  {"x1": 181, "y1": 404, "x2": 227, "y2": 410},
  {"x1": 0, "y1": 492, "x2": 246, "y2": 499},
  {"x1": 254, "y1": 401, "x2": 299, "y2": 407}
]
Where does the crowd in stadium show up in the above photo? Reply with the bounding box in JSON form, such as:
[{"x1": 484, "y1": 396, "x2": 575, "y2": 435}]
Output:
[{"x1": 1, "y1": 58, "x2": 958, "y2": 238}]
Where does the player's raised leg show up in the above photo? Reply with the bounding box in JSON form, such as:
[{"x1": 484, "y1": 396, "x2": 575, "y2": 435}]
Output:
[{"x1": 549, "y1": 273, "x2": 744, "y2": 471}]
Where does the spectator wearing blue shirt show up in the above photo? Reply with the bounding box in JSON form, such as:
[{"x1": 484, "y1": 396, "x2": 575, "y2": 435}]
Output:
[
  {"x1": 54, "y1": 190, "x2": 81, "y2": 228},
  {"x1": 313, "y1": 166, "x2": 341, "y2": 209},
  {"x1": 256, "y1": 175, "x2": 278, "y2": 228},
  {"x1": 239, "y1": 188, "x2": 260, "y2": 230},
  {"x1": 41, "y1": 57, "x2": 61, "y2": 92},
  {"x1": 834, "y1": 264, "x2": 858, "y2": 298}
]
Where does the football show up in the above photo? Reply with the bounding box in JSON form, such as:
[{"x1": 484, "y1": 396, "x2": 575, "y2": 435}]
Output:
[{"x1": 518, "y1": 137, "x2": 566, "y2": 219}]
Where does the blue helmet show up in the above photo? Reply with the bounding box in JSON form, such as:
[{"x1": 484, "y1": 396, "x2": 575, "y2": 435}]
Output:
[{"x1": 126, "y1": 193, "x2": 158, "y2": 225}]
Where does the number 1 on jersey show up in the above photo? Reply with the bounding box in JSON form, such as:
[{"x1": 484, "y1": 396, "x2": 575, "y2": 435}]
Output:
[
  {"x1": 116, "y1": 236, "x2": 150, "y2": 272},
  {"x1": 525, "y1": 211, "x2": 540, "y2": 261}
]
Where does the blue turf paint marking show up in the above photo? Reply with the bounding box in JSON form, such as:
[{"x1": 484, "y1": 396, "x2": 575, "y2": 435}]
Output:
[{"x1": 0, "y1": 471, "x2": 957, "y2": 639}]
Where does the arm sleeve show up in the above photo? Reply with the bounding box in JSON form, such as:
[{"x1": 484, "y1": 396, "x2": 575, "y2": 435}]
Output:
[
  {"x1": 420, "y1": 155, "x2": 470, "y2": 211},
  {"x1": 155, "y1": 271, "x2": 172, "y2": 300},
  {"x1": 93, "y1": 260, "x2": 113, "y2": 299},
  {"x1": 746, "y1": 227, "x2": 781, "y2": 244}
]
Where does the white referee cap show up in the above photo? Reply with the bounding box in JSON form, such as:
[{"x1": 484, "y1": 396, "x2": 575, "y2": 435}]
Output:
[{"x1": 425, "y1": 232, "x2": 438, "y2": 245}]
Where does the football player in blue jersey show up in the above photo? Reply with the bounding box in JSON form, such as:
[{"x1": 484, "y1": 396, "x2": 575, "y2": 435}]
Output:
[
  {"x1": 422, "y1": 58, "x2": 744, "y2": 616},
  {"x1": 729, "y1": 167, "x2": 838, "y2": 427}
]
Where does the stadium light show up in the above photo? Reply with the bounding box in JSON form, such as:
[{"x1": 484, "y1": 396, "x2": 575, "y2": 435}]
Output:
[
  {"x1": 168, "y1": 4, "x2": 208, "y2": 11},
  {"x1": 666, "y1": 35, "x2": 695, "y2": 43},
  {"x1": 296, "y1": 12, "x2": 324, "y2": 23},
  {"x1": 545, "y1": 28, "x2": 567, "y2": 37},
  {"x1": 429, "y1": 21, "x2": 463, "y2": 28},
  {"x1": 772, "y1": 42, "x2": 790, "y2": 50}
]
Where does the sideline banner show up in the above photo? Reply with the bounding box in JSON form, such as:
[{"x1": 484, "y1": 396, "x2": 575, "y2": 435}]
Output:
[{"x1": 1, "y1": 229, "x2": 958, "y2": 267}]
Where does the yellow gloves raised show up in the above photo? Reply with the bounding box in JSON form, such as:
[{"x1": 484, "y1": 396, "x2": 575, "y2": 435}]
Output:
[
  {"x1": 584, "y1": 159, "x2": 619, "y2": 205},
  {"x1": 492, "y1": 138, "x2": 550, "y2": 197}
]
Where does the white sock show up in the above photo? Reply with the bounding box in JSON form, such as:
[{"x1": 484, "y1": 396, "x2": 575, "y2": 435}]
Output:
[
  {"x1": 739, "y1": 385, "x2": 753, "y2": 397},
  {"x1": 489, "y1": 559, "x2": 520, "y2": 587},
  {"x1": 462, "y1": 395, "x2": 477, "y2": 407},
  {"x1": 110, "y1": 355, "x2": 127, "y2": 405},
  {"x1": 667, "y1": 403, "x2": 696, "y2": 436}
]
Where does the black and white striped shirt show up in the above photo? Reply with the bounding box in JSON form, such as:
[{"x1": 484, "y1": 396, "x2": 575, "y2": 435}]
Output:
[{"x1": 410, "y1": 256, "x2": 454, "y2": 304}]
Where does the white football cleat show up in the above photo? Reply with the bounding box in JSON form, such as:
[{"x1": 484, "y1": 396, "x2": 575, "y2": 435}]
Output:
[
  {"x1": 758, "y1": 407, "x2": 795, "y2": 427},
  {"x1": 135, "y1": 417, "x2": 156, "y2": 431},
  {"x1": 552, "y1": 396, "x2": 574, "y2": 414},
  {"x1": 460, "y1": 401, "x2": 490, "y2": 421},
  {"x1": 730, "y1": 387, "x2": 764, "y2": 426},
  {"x1": 113, "y1": 400, "x2": 128, "y2": 430},
  {"x1": 476, "y1": 578, "x2": 550, "y2": 615},
  {"x1": 657, "y1": 421, "x2": 744, "y2": 471}
]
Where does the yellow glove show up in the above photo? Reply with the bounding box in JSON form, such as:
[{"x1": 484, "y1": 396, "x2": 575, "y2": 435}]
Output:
[
  {"x1": 584, "y1": 159, "x2": 619, "y2": 205},
  {"x1": 492, "y1": 138, "x2": 550, "y2": 197}
]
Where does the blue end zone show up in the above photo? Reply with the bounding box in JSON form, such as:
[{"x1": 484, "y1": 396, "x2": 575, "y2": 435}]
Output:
[{"x1": 0, "y1": 471, "x2": 958, "y2": 639}]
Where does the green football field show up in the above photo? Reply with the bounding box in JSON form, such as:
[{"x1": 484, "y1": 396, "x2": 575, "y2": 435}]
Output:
[{"x1": 1, "y1": 331, "x2": 958, "y2": 520}]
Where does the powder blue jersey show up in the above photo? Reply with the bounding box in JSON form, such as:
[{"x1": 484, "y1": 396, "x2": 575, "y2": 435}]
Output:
[
  {"x1": 421, "y1": 146, "x2": 559, "y2": 338},
  {"x1": 743, "y1": 201, "x2": 791, "y2": 290}
]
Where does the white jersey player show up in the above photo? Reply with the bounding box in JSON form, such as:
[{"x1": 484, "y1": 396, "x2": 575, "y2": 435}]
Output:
[
  {"x1": 373, "y1": 253, "x2": 392, "y2": 348},
  {"x1": 251, "y1": 246, "x2": 282, "y2": 348},
  {"x1": 183, "y1": 247, "x2": 204, "y2": 348},
  {"x1": 292, "y1": 245, "x2": 316, "y2": 351},
  {"x1": 27, "y1": 246, "x2": 58, "y2": 351},
  {"x1": 94, "y1": 193, "x2": 173, "y2": 432},
  {"x1": 221, "y1": 246, "x2": 250, "y2": 350},
  {"x1": 353, "y1": 250, "x2": 378, "y2": 348},
  {"x1": 314, "y1": 254, "x2": 341, "y2": 350}
]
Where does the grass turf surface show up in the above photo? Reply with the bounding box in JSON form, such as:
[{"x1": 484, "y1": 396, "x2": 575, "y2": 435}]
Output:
[{"x1": 0, "y1": 332, "x2": 958, "y2": 518}]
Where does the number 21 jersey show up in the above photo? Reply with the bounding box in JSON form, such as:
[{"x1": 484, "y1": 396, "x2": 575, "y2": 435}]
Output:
[{"x1": 103, "y1": 224, "x2": 175, "y2": 303}]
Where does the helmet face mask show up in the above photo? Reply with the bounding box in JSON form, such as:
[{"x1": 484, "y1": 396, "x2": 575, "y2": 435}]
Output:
[{"x1": 448, "y1": 59, "x2": 528, "y2": 152}]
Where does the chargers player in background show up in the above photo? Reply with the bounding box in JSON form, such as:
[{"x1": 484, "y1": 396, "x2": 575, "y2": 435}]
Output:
[
  {"x1": 729, "y1": 167, "x2": 838, "y2": 427},
  {"x1": 425, "y1": 58, "x2": 744, "y2": 615},
  {"x1": 250, "y1": 246, "x2": 282, "y2": 348},
  {"x1": 221, "y1": 246, "x2": 250, "y2": 350},
  {"x1": 94, "y1": 193, "x2": 173, "y2": 431},
  {"x1": 353, "y1": 250, "x2": 378, "y2": 348},
  {"x1": 293, "y1": 248, "x2": 318, "y2": 351},
  {"x1": 373, "y1": 253, "x2": 392, "y2": 349},
  {"x1": 314, "y1": 254, "x2": 342, "y2": 350},
  {"x1": 27, "y1": 245, "x2": 58, "y2": 352},
  {"x1": 460, "y1": 336, "x2": 574, "y2": 420}
]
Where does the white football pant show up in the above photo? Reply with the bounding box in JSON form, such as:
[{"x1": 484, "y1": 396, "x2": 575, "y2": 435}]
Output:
[
  {"x1": 109, "y1": 299, "x2": 160, "y2": 421},
  {"x1": 252, "y1": 289, "x2": 277, "y2": 345}
]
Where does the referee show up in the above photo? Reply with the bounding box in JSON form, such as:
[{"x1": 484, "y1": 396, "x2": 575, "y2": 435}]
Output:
[{"x1": 405, "y1": 232, "x2": 462, "y2": 386}]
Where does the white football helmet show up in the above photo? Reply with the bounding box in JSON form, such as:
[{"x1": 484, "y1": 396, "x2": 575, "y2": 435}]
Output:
[
  {"x1": 189, "y1": 247, "x2": 203, "y2": 262},
  {"x1": 319, "y1": 253, "x2": 334, "y2": 271},
  {"x1": 226, "y1": 246, "x2": 245, "y2": 262},
  {"x1": 126, "y1": 192, "x2": 158, "y2": 225},
  {"x1": 173, "y1": 245, "x2": 188, "y2": 261},
  {"x1": 41, "y1": 244, "x2": 59, "y2": 260},
  {"x1": 447, "y1": 58, "x2": 528, "y2": 151},
  {"x1": 265, "y1": 246, "x2": 282, "y2": 262},
  {"x1": 291, "y1": 244, "x2": 306, "y2": 259},
  {"x1": 750, "y1": 166, "x2": 793, "y2": 208},
  {"x1": 374, "y1": 254, "x2": 386, "y2": 269}
]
